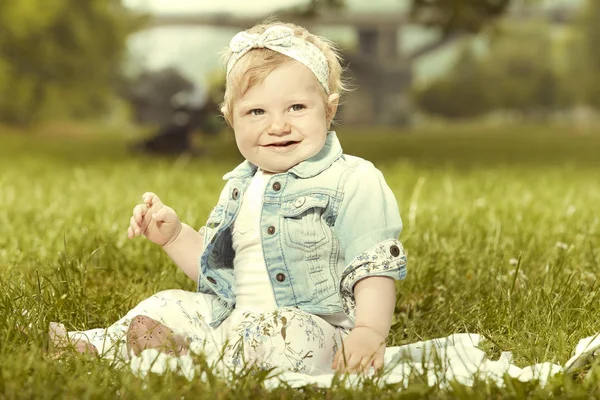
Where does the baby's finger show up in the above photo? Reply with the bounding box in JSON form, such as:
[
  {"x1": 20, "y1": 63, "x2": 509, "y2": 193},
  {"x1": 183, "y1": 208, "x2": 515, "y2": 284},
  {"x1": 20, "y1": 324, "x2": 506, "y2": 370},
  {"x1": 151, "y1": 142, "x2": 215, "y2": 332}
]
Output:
[
  {"x1": 132, "y1": 204, "x2": 148, "y2": 224},
  {"x1": 142, "y1": 192, "x2": 162, "y2": 208},
  {"x1": 336, "y1": 348, "x2": 352, "y2": 371},
  {"x1": 343, "y1": 354, "x2": 361, "y2": 373},
  {"x1": 358, "y1": 357, "x2": 372, "y2": 375},
  {"x1": 127, "y1": 226, "x2": 134, "y2": 239},
  {"x1": 141, "y1": 192, "x2": 155, "y2": 204},
  {"x1": 331, "y1": 350, "x2": 340, "y2": 370},
  {"x1": 373, "y1": 355, "x2": 384, "y2": 372},
  {"x1": 152, "y1": 208, "x2": 176, "y2": 223},
  {"x1": 139, "y1": 213, "x2": 152, "y2": 234},
  {"x1": 130, "y1": 216, "x2": 140, "y2": 235}
]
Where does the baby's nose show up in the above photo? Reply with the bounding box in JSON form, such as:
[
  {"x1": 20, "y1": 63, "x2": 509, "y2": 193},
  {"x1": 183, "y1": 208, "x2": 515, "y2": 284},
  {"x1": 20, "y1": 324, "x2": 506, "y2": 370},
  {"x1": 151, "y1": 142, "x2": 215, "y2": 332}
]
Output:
[{"x1": 268, "y1": 115, "x2": 290, "y2": 135}]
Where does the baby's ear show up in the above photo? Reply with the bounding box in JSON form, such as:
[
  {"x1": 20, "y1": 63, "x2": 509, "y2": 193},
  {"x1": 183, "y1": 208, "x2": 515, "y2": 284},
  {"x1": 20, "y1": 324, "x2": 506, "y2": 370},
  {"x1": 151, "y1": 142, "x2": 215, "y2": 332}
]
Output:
[
  {"x1": 326, "y1": 93, "x2": 339, "y2": 127},
  {"x1": 221, "y1": 105, "x2": 234, "y2": 127}
]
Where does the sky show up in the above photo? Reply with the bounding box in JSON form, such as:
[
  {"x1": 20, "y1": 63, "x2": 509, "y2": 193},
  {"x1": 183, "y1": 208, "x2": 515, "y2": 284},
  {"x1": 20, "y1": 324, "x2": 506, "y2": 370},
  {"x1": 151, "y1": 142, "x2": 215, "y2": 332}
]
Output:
[
  {"x1": 122, "y1": 0, "x2": 586, "y2": 87},
  {"x1": 122, "y1": 0, "x2": 423, "y2": 86},
  {"x1": 123, "y1": 0, "x2": 581, "y2": 14},
  {"x1": 123, "y1": 0, "x2": 407, "y2": 14},
  {"x1": 123, "y1": 0, "x2": 309, "y2": 14}
]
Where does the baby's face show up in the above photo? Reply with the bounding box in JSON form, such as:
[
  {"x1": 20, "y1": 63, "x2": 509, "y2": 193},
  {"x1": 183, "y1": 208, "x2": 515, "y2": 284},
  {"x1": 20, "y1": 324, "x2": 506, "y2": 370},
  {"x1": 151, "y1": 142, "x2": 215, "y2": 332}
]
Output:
[{"x1": 232, "y1": 61, "x2": 330, "y2": 173}]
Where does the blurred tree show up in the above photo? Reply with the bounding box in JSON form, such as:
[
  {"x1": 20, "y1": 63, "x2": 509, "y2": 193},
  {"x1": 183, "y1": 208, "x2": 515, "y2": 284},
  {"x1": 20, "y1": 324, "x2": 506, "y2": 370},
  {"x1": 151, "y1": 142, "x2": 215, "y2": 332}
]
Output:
[
  {"x1": 292, "y1": 0, "x2": 345, "y2": 16},
  {"x1": 480, "y1": 23, "x2": 559, "y2": 115},
  {"x1": 409, "y1": 0, "x2": 520, "y2": 34},
  {"x1": 0, "y1": 0, "x2": 142, "y2": 125},
  {"x1": 413, "y1": 23, "x2": 562, "y2": 119},
  {"x1": 412, "y1": 46, "x2": 494, "y2": 119},
  {"x1": 306, "y1": 0, "x2": 534, "y2": 33},
  {"x1": 577, "y1": 0, "x2": 600, "y2": 109},
  {"x1": 551, "y1": 0, "x2": 600, "y2": 111}
]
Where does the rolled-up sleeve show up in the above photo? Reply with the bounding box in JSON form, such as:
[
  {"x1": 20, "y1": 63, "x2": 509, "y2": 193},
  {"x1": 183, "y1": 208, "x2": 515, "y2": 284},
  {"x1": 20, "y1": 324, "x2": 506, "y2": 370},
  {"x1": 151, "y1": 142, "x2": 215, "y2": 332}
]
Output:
[{"x1": 333, "y1": 161, "x2": 407, "y2": 318}]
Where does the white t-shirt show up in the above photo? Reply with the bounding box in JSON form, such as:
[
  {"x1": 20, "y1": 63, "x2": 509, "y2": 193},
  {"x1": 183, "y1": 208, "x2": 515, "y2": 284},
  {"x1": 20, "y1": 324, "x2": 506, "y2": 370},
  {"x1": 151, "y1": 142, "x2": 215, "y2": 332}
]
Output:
[
  {"x1": 232, "y1": 169, "x2": 353, "y2": 329},
  {"x1": 232, "y1": 168, "x2": 278, "y2": 313}
]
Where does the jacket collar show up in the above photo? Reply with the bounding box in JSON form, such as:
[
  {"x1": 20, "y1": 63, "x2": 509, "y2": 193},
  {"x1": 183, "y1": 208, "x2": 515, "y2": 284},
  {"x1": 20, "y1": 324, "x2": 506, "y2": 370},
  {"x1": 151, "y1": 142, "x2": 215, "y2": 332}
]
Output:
[{"x1": 223, "y1": 131, "x2": 343, "y2": 180}]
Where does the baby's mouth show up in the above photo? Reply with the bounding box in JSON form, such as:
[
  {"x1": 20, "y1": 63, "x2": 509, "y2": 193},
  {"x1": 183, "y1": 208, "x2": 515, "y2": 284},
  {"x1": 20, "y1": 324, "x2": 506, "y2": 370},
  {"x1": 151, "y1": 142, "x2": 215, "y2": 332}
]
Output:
[{"x1": 266, "y1": 141, "x2": 300, "y2": 147}]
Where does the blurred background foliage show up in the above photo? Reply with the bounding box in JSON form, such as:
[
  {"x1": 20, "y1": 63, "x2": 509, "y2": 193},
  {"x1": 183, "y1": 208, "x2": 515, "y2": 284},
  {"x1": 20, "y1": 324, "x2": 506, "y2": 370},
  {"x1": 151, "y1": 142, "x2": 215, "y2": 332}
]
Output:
[
  {"x1": 0, "y1": 0, "x2": 142, "y2": 125},
  {"x1": 412, "y1": 1, "x2": 600, "y2": 119},
  {"x1": 412, "y1": 23, "x2": 560, "y2": 119},
  {"x1": 0, "y1": 0, "x2": 598, "y2": 127}
]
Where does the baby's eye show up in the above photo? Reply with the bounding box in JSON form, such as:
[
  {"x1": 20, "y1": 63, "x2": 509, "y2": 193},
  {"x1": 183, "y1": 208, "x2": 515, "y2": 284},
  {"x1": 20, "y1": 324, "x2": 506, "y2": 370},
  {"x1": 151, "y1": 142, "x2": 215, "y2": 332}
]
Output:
[
  {"x1": 289, "y1": 104, "x2": 305, "y2": 112},
  {"x1": 249, "y1": 109, "x2": 265, "y2": 116}
]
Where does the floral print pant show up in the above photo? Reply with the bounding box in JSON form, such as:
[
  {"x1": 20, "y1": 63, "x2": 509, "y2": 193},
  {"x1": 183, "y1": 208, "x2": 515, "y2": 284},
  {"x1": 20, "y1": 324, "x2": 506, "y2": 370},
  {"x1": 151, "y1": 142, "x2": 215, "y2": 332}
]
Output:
[{"x1": 67, "y1": 289, "x2": 349, "y2": 375}]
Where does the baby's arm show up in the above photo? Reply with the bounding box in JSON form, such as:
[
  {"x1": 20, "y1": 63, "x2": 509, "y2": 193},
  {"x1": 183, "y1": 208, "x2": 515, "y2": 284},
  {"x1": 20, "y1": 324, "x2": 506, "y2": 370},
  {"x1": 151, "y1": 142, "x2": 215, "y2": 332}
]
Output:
[
  {"x1": 332, "y1": 276, "x2": 395, "y2": 373},
  {"x1": 330, "y1": 162, "x2": 406, "y2": 373},
  {"x1": 128, "y1": 192, "x2": 203, "y2": 282},
  {"x1": 161, "y1": 223, "x2": 203, "y2": 282},
  {"x1": 354, "y1": 276, "x2": 396, "y2": 339}
]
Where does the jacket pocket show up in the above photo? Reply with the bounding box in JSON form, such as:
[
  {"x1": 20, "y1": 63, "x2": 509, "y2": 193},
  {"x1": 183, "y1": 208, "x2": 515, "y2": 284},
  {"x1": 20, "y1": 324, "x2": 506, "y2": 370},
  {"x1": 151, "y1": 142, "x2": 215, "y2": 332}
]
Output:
[{"x1": 280, "y1": 194, "x2": 330, "y2": 251}]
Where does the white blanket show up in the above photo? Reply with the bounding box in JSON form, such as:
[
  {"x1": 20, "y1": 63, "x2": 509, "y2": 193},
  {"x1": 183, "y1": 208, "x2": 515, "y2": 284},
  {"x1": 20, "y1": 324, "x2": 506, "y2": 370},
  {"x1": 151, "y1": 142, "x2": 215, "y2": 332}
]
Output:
[{"x1": 128, "y1": 332, "x2": 600, "y2": 389}]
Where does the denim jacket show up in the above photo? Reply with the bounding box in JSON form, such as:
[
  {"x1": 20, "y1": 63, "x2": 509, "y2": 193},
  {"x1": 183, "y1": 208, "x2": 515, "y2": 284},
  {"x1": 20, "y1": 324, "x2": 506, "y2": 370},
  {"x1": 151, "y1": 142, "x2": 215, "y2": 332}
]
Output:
[{"x1": 197, "y1": 132, "x2": 407, "y2": 327}]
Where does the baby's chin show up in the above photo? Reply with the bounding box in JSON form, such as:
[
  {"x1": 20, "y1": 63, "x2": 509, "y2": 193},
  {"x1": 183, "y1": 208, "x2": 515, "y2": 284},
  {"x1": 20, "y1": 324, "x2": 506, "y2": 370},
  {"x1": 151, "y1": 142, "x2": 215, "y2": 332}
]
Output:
[
  {"x1": 255, "y1": 162, "x2": 295, "y2": 174},
  {"x1": 245, "y1": 147, "x2": 322, "y2": 174},
  {"x1": 252, "y1": 156, "x2": 307, "y2": 174}
]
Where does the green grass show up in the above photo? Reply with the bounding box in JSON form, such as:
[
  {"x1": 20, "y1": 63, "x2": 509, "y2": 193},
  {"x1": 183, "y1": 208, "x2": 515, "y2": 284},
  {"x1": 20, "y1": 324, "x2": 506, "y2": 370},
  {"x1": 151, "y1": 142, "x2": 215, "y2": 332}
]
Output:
[{"x1": 1, "y1": 123, "x2": 600, "y2": 398}]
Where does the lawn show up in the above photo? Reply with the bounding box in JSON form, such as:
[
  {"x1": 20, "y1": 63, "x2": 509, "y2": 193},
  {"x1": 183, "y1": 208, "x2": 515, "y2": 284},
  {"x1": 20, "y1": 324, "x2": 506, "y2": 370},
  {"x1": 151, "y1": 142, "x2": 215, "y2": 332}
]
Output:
[{"x1": 1, "y1": 123, "x2": 600, "y2": 398}]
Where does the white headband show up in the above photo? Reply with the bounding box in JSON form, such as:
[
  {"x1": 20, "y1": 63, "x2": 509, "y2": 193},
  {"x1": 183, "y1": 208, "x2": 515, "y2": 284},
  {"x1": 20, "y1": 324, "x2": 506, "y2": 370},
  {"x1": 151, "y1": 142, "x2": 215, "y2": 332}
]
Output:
[{"x1": 226, "y1": 26, "x2": 330, "y2": 94}]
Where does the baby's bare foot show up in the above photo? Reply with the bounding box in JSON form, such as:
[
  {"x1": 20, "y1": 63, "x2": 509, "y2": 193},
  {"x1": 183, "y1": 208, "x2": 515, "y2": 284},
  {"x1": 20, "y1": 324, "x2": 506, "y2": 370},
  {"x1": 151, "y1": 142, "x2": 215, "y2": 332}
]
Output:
[
  {"x1": 126, "y1": 315, "x2": 189, "y2": 357},
  {"x1": 49, "y1": 322, "x2": 98, "y2": 356}
]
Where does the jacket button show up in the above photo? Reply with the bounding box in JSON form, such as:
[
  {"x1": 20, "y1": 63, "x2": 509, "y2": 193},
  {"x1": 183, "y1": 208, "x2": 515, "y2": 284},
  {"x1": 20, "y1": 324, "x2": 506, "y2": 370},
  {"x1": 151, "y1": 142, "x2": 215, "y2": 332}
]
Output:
[
  {"x1": 294, "y1": 197, "x2": 305, "y2": 207},
  {"x1": 276, "y1": 273, "x2": 286, "y2": 282},
  {"x1": 267, "y1": 226, "x2": 276, "y2": 235},
  {"x1": 232, "y1": 188, "x2": 239, "y2": 200},
  {"x1": 207, "y1": 276, "x2": 216, "y2": 284},
  {"x1": 272, "y1": 182, "x2": 281, "y2": 191},
  {"x1": 390, "y1": 245, "x2": 400, "y2": 257}
]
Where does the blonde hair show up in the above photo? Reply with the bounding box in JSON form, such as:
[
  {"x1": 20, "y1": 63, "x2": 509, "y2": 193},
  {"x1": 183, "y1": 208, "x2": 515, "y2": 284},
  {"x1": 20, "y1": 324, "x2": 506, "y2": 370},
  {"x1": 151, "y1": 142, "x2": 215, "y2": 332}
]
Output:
[{"x1": 220, "y1": 21, "x2": 347, "y2": 126}]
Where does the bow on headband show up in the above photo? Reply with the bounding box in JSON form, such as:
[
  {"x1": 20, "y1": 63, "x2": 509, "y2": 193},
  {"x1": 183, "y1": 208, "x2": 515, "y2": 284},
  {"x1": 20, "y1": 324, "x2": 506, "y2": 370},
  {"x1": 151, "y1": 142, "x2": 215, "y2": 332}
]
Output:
[{"x1": 226, "y1": 26, "x2": 330, "y2": 94}]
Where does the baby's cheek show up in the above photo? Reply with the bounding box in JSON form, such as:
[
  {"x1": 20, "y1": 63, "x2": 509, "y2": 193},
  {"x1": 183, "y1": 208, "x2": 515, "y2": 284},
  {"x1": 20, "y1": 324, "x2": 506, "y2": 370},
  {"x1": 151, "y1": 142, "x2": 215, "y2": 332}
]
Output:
[
  {"x1": 233, "y1": 131, "x2": 249, "y2": 149},
  {"x1": 238, "y1": 135, "x2": 255, "y2": 152}
]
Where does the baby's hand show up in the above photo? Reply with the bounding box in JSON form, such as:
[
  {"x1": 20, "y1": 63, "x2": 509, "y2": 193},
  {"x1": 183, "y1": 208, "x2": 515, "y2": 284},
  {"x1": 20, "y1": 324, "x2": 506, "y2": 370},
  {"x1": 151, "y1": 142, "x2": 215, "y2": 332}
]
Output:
[
  {"x1": 331, "y1": 326, "x2": 386, "y2": 374},
  {"x1": 128, "y1": 192, "x2": 182, "y2": 246}
]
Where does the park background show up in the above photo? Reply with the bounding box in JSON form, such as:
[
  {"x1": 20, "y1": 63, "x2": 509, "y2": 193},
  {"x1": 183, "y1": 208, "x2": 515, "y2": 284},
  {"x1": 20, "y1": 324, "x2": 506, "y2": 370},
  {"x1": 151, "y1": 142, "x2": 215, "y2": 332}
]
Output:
[{"x1": 1, "y1": 0, "x2": 600, "y2": 398}]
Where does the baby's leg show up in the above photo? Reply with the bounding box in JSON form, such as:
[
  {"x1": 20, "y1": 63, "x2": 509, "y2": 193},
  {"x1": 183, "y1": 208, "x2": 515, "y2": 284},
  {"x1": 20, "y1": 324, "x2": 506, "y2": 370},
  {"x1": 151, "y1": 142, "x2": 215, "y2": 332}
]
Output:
[
  {"x1": 52, "y1": 289, "x2": 216, "y2": 360},
  {"x1": 49, "y1": 322, "x2": 99, "y2": 356},
  {"x1": 226, "y1": 308, "x2": 349, "y2": 375},
  {"x1": 126, "y1": 315, "x2": 190, "y2": 356}
]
